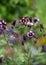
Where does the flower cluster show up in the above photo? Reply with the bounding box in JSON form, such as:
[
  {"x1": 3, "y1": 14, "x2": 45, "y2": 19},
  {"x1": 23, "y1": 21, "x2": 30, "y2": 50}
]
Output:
[
  {"x1": 0, "y1": 17, "x2": 44, "y2": 45},
  {"x1": 19, "y1": 17, "x2": 39, "y2": 27},
  {"x1": 19, "y1": 16, "x2": 44, "y2": 40}
]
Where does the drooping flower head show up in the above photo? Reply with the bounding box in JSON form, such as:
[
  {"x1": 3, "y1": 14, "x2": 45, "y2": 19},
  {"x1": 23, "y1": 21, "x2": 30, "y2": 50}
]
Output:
[
  {"x1": 34, "y1": 17, "x2": 39, "y2": 23},
  {"x1": 40, "y1": 24, "x2": 44, "y2": 31},
  {"x1": 19, "y1": 17, "x2": 26, "y2": 25},
  {"x1": 11, "y1": 20, "x2": 16, "y2": 29},
  {"x1": 0, "y1": 20, "x2": 7, "y2": 30},
  {"x1": 29, "y1": 17, "x2": 32, "y2": 22}
]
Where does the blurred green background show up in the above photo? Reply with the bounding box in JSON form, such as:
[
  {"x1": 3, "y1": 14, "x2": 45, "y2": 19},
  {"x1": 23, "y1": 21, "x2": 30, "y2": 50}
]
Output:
[{"x1": 0, "y1": 0, "x2": 46, "y2": 28}]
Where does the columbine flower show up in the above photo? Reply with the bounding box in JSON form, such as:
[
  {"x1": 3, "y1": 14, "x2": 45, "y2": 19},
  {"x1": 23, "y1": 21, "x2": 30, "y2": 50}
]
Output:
[
  {"x1": 26, "y1": 22, "x2": 34, "y2": 27},
  {"x1": 40, "y1": 24, "x2": 44, "y2": 31},
  {"x1": 34, "y1": 17, "x2": 39, "y2": 23},
  {"x1": 0, "y1": 20, "x2": 7, "y2": 29},
  {"x1": 19, "y1": 17, "x2": 24, "y2": 24},
  {"x1": 29, "y1": 17, "x2": 32, "y2": 22},
  {"x1": 11, "y1": 20, "x2": 16, "y2": 29},
  {"x1": 19, "y1": 17, "x2": 26, "y2": 26},
  {"x1": 26, "y1": 31, "x2": 35, "y2": 39},
  {"x1": 22, "y1": 18, "x2": 26, "y2": 25}
]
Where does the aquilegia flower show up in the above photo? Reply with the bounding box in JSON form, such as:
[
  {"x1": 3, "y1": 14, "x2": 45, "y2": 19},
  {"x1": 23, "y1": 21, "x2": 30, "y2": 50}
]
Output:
[
  {"x1": 34, "y1": 17, "x2": 39, "y2": 23},
  {"x1": 19, "y1": 17, "x2": 26, "y2": 25},
  {"x1": 26, "y1": 31, "x2": 35, "y2": 39},
  {"x1": 0, "y1": 20, "x2": 7, "y2": 30},
  {"x1": 26, "y1": 22, "x2": 34, "y2": 27},
  {"x1": 29, "y1": 17, "x2": 32, "y2": 22},
  {"x1": 11, "y1": 20, "x2": 16, "y2": 29}
]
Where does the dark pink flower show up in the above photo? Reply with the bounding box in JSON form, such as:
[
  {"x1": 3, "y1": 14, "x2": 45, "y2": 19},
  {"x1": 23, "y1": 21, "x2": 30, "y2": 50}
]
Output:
[
  {"x1": 0, "y1": 20, "x2": 7, "y2": 29},
  {"x1": 26, "y1": 31, "x2": 35, "y2": 39},
  {"x1": 19, "y1": 17, "x2": 27, "y2": 26}
]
